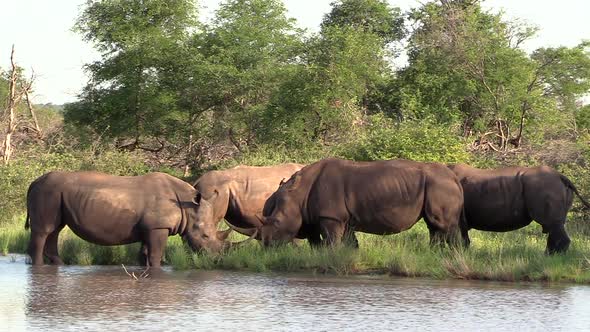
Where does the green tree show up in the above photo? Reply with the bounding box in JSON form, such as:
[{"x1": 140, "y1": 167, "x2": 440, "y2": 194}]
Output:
[
  {"x1": 394, "y1": 1, "x2": 590, "y2": 151},
  {"x1": 531, "y1": 42, "x2": 590, "y2": 135},
  {"x1": 321, "y1": 0, "x2": 405, "y2": 44},
  {"x1": 577, "y1": 104, "x2": 590, "y2": 132},
  {"x1": 394, "y1": 1, "x2": 539, "y2": 149},
  {"x1": 194, "y1": 0, "x2": 304, "y2": 151},
  {"x1": 66, "y1": 0, "x2": 198, "y2": 148},
  {"x1": 261, "y1": 0, "x2": 404, "y2": 147}
]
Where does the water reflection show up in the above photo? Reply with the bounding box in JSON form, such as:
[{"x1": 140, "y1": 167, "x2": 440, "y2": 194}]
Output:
[{"x1": 1, "y1": 255, "x2": 590, "y2": 331}]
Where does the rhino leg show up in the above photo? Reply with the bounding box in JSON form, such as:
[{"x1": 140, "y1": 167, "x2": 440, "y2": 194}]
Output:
[
  {"x1": 319, "y1": 218, "x2": 345, "y2": 247},
  {"x1": 460, "y1": 225, "x2": 471, "y2": 248},
  {"x1": 307, "y1": 233, "x2": 322, "y2": 248},
  {"x1": 423, "y1": 207, "x2": 462, "y2": 248},
  {"x1": 28, "y1": 231, "x2": 49, "y2": 265},
  {"x1": 43, "y1": 225, "x2": 65, "y2": 265},
  {"x1": 427, "y1": 226, "x2": 445, "y2": 247},
  {"x1": 425, "y1": 221, "x2": 461, "y2": 248},
  {"x1": 299, "y1": 223, "x2": 322, "y2": 248},
  {"x1": 546, "y1": 224, "x2": 570, "y2": 254},
  {"x1": 137, "y1": 243, "x2": 149, "y2": 266},
  {"x1": 343, "y1": 228, "x2": 359, "y2": 249},
  {"x1": 146, "y1": 229, "x2": 169, "y2": 268}
]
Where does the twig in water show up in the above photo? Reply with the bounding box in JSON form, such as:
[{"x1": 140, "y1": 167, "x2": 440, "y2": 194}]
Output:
[
  {"x1": 121, "y1": 264, "x2": 138, "y2": 280},
  {"x1": 121, "y1": 264, "x2": 150, "y2": 280},
  {"x1": 139, "y1": 266, "x2": 150, "y2": 278}
]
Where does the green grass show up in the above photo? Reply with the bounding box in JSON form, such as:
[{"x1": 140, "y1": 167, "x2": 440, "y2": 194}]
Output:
[{"x1": 3, "y1": 214, "x2": 590, "y2": 283}]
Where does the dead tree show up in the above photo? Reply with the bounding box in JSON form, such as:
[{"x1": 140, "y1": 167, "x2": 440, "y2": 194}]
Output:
[{"x1": 1, "y1": 45, "x2": 40, "y2": 165}]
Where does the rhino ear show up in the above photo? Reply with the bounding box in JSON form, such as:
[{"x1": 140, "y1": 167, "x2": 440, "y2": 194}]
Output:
[{"x1": 192, "y1": 192, "x2": 202, "y2": 205}]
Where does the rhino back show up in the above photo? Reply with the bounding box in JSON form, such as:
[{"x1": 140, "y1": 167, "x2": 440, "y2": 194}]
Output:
[
  {"x1": 30, "y1": 172, "x2": 193, "y2": 245},
  {"x1": 306, "y1": 159, "x2": 426, "y2": 234},
  {"x1": 455, "y1": 167, "x2": 532, "y2": 231},
  {"x1": 195, "y1": 164, "x2": 304, "y2": 227}
]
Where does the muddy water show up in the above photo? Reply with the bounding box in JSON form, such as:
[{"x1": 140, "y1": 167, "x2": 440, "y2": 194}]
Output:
[{"x1": 1, "y1": 255, "x2": 590, "y2": 331}]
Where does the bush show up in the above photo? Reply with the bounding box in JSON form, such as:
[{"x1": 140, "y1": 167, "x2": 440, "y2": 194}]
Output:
[
  {"x1": 557, "y1": 162, "x2": 590, "y2": 223},
  {"x1": 197, "y1": 144, "x2": 330, "y2": 176},
  {"x1": 337, "y1": 114, "x2": 470, "y2": 163}
]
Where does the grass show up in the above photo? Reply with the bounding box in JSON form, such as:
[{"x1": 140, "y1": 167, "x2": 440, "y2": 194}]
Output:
[{"x1": 3, "y1": 213, "x2": 590, "y2": 283}]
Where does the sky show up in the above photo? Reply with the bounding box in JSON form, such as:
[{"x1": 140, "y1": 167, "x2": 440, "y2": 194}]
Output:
[{"x1": 0, "y1": 0, "x2": 588, "y2": 105}]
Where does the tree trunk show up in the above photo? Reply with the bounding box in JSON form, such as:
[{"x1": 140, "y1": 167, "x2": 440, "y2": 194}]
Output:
[
  {"x1": 183, "y1": 134, "x2": 193, "y2": 177},
  {"x1": 24, "y1": 88, "x2": 42, "y2": 137},
  {"x1": 2, "y1": 46, "x2": 19, "y2": 165}
]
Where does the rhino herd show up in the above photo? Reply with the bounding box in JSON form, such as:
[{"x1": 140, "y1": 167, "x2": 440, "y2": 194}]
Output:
[{"x1": 25, "y1": 158, "x2": 589, "y2": 267}]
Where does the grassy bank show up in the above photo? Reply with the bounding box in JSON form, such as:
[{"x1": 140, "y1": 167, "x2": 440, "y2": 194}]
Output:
[{"x1": 3, "y1": 215, "x2": 590, "y2": 283}]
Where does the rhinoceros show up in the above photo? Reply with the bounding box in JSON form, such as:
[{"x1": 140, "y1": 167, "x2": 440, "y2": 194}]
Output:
[
  {"x1": 257, "y1": 158, "x2": 464, "y2": 247},
  {"x1": 25, "y1": 171, "x2": 247, "y2": 267},
  {"x1": 448, "y1": 163, "x2": 590, "y2": 253},
  {"x1": 189, "y1": 163, "x2": 306, "y2": 249}
]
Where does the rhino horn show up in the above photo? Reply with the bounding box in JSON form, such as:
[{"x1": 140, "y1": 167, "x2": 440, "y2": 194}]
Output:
[
  {"x1": 216, "y1": 228, "x2": 233, "y2": 241},
  {"x1": 226, "y1": 228, "x2": 259, "y2": 249},
  {"x1": 225, "y1": 221, "x2": 261, "y2": 237}
]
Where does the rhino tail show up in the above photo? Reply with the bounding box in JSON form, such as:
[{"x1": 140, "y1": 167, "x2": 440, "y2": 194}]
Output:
[
  {"x1": 24, "y1": 212, "x2": 30, "y2": 230},
  {"x1": 24, "y1": 180, "x2": 35, "y2": 230},
  {"x1": 460, "y1": 204, "x2": 468, "y2": 230},
  {"x1": 560, "y1": 174, "x2": 590, "y2": 209}
]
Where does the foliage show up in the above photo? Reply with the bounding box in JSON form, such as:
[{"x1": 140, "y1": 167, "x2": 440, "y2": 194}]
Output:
[
  {"x1": 532, "y1": 42, "x2": 590, "y2": 114},
  {"x1": 397, "y1": 2, "x2": 535, "y2": 128},
  {"x1": 67, "y1": 0, "x2": 198, "y2": 142},
  {"x1": 338, "y1": 114, "x2": 470, "y2": 163},
  {"x1": 577, "y1": 105, "x2": 590, "y2": 132},
  {"x1": 393, "y1": 1, "x2": 590, "y2": 151},
  {"x1": 261, "y1": 25, "x2": 390, "y2": 146},
  {"x1": 195, "y1": 0, "x2": 304, "y2": 151},
  {"x1": 321, "y1": 0, "x2": 405, "y2": 44}
]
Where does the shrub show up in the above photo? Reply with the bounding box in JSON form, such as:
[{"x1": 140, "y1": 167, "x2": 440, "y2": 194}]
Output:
[{"x1": 337, "y1": 114, "x2": 470, "y2": 163}]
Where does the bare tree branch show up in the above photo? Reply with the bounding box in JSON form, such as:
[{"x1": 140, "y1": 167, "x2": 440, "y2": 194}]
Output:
[{"x1": 23, "y1": 72, "x2": 42, "y2": 138}]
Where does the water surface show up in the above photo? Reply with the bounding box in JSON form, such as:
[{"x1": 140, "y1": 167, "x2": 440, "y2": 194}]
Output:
[{"x1": 2, "y1": 255, "x2": 590, "y2": 331}]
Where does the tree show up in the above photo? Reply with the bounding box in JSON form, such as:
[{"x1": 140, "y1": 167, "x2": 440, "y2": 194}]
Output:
[
  {"x1": 394, "y1": 1, "x2": 590, "y2": 151},
  {"x1": 531, "y1": 42, "x2": 590, "y2": 136},
  {"x1": 321, "y1": 0, "x2": 405, "y2": 44},
  {"x1": 66, "y1": 0, "x2": 198, "y2": 150},
  {"x1": 258, "y1": 0, "x2": 405, "y2": 147},
  {"x1": 269, "y1": 26, "x2": 390, "y2": 145},
  {"x1": 394, "y1": 1, "x2": 540, "y2": 149},
  {"x1": 576, "y1": 104, "x2": 590, "y2": 132},
  {"x1": 194, "y1": 0, "x2": 304, "y2": 151},
  {"x1": 1, "y1": 46, "x2": 41, "y2": 164}
]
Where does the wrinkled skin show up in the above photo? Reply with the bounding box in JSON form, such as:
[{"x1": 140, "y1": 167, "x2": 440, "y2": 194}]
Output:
[
  {"x1": 187, "y1": 163, "x2": 305, "y2": 251},
  {"x1": 260, "y1": 158, "x2": 464, "y2": 248},
  {"x1": 262, "y1": 180, "x2": 322, "y2": 247},
  {"x1": 25, "y1": 171, "x2": 205, "y2": 267},
  {"x1": 448, "y1": 164, "x2": 590, "y2": 254},
  {"x1": 183, "y1": 193, "x2": 233, "y2": 254}
]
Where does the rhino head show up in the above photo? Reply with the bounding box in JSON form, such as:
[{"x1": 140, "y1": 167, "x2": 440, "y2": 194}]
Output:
[
  {"x1": 258, "y1": 175, "x2": 303, "y2": 247},
  {"x1": 184, "y1": 191, "x2": 256, "y2": 253}
]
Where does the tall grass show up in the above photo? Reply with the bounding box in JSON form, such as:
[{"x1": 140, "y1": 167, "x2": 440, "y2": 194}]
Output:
[{"x1": 4, "y1": 215, "x2": 590, "y2": 283}]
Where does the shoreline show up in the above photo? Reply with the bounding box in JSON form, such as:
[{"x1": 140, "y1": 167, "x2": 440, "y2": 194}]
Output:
[
  {"x1": 3, "y1": 220, "x2": 590, "y2": 284},
  {"x1": 2, "y1": 252, "x2": 583, "y2": 288}
]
